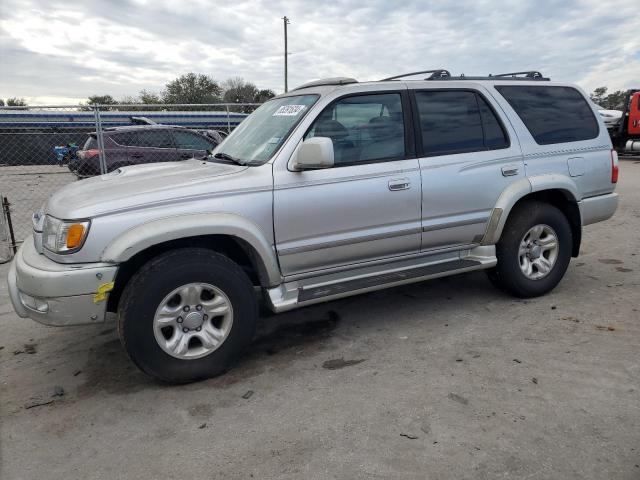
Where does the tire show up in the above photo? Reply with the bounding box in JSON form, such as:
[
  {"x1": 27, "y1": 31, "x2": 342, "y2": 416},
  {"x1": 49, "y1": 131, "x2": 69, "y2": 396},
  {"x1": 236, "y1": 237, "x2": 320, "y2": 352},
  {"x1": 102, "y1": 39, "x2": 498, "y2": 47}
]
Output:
[
  {"x1": 117, "y1": 248, "x2": 257, "y2": 383},
  {"x1": 486, "y1": 201, "x2": 572, "y2": 298}
]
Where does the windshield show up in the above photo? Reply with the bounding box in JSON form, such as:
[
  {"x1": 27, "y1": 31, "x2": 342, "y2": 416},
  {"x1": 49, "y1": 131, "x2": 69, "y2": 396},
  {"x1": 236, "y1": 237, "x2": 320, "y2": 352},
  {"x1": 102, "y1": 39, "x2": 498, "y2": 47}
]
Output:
[{"x1": 212, "y1": 94, "x2": 318, "y2": 165}]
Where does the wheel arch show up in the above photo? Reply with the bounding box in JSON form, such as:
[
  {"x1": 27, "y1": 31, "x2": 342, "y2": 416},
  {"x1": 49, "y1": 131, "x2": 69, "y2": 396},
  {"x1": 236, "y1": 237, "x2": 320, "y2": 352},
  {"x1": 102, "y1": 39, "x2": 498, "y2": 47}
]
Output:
[
  {"x1": 102, "y1": 214, "x2": 282, "y2": 313},
  {"x1": 483, "y1": 176, "x2": 582, "y2": 257}
]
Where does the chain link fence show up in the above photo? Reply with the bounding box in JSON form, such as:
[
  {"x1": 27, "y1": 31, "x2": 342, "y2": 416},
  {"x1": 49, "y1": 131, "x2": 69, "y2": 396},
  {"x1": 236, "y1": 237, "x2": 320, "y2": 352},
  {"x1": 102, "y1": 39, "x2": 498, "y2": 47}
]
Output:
[{"x1": 0, "y1": 102, "x2": 260, "y2": 262}]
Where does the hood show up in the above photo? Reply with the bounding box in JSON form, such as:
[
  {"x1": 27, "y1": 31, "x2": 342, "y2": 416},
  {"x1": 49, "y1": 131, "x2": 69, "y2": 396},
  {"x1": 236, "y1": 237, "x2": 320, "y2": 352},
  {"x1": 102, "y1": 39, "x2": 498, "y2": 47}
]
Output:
[{"x1": 46, "y1": 159, "x2": 249, "y2": 219}]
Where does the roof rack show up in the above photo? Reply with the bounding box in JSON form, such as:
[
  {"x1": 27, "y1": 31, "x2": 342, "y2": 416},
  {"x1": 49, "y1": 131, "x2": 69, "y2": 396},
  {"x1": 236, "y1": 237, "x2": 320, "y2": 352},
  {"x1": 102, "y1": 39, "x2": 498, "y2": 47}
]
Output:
[
  {"x1": 380, "y1": 69, "x2": 451, "y2": 81},
  {"x1": 493, "y1": 71, "x2": 547, "y2": 79},
  {"x1": 292, "y1": 77, "x2": 358, "y2": 91}
]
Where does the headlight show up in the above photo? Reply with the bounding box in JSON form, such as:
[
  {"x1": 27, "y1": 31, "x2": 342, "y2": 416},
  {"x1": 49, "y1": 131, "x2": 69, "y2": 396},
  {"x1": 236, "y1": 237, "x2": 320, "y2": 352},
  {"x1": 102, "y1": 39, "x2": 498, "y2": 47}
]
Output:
[{"x1": 42, "y1": 215, "x2": 90, "y2": 253}]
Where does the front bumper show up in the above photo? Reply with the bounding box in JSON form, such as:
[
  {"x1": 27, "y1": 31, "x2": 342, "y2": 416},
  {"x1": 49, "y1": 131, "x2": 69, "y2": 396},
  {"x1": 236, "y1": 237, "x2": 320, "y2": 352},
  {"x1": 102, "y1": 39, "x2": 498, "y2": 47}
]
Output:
[{"x1": 7, "y1": 236, "x2": 118, "y2": 326}]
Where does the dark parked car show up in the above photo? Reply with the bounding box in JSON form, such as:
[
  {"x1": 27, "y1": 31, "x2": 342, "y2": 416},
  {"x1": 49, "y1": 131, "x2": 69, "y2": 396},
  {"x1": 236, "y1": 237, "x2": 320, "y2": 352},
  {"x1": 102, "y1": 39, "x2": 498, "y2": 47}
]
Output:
[{"x1": 70, "y1": 125, "x2": 223, "y2": 177}]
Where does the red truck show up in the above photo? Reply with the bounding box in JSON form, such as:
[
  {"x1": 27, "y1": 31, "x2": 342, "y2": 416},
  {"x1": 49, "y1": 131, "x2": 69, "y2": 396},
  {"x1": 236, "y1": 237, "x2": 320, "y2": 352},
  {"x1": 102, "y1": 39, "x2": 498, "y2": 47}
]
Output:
[{"x1": 610, "y1": 89, "x2": 640, "y2": 152}]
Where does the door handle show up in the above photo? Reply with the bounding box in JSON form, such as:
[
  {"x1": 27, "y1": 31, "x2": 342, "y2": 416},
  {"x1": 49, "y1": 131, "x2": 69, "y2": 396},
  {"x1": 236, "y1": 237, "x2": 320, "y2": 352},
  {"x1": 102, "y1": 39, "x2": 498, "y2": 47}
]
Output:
[
  {"x1": 501, "y1": 165, "x2": 519, "y2": 177},
  {"x1": 388, "y1": 178, "x2": 410, "y2": 191}
]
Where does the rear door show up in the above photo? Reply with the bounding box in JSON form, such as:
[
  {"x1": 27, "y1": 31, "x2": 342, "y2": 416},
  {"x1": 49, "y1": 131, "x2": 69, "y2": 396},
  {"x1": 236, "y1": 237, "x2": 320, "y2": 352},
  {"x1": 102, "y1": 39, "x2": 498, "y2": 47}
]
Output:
[
  {"x1": 133, "y1": 129, "x2": 178, "y2": 163},
  {"x1": 412, "y1": 87, "x2": 525, "y2": 251},
  {"x1": 105, "y1": 132, "x2": 132, "y2": 169},
  {"x1": 173, "y1": 130, "x2": 217, "y2": 160}
]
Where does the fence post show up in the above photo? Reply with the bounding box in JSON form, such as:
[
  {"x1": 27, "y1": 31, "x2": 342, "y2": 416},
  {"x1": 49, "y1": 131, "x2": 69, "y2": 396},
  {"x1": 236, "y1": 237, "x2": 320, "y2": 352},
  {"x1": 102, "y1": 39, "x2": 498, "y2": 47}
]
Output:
[
  {"x1": 226, "y1": 105, "x2": 231, "y2": 134},
  {"x1": 93, "y1": 105, "x2": 108, "y2": 175}
]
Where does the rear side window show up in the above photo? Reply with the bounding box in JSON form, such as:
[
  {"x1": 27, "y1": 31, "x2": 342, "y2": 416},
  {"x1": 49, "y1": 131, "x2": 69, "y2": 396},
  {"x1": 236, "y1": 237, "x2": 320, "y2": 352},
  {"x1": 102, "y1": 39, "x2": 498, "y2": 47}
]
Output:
[
  {"x1": 414, "y1": 90, "x2": 508, "y2": 156},
  {"x1": 137, "y1": 130, "x2": 175, "y2": 148},
  {"x1": 495, "y1": 86, "x2": 599, "y2": 144},
  {"x1": 83, "y1": 136, "x2": 97, "y2": 149},
  {"x1": 111, "y1": 132, "x2": 138, "y2": 146},
  {"x1": 173, "y1": 131, "x2": 215, "y2": 150}
]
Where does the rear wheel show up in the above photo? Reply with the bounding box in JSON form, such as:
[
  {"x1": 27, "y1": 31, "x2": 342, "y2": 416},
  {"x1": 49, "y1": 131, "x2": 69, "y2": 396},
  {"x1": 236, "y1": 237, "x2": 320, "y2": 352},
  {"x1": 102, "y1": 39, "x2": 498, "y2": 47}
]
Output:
[
  {"x1": 487, "y1": 201, "x2": 572, "y2": 298},
  {"x1": 117, "y1": 248, "x2": 257, "y2": 383}
]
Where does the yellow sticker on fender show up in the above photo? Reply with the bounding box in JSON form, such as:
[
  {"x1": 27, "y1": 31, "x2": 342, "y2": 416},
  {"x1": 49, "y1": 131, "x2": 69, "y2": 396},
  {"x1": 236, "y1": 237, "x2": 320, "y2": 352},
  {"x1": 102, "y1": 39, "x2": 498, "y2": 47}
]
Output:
[{"x1": 93, "y1": 282, "x2": 115, "y2": 303}]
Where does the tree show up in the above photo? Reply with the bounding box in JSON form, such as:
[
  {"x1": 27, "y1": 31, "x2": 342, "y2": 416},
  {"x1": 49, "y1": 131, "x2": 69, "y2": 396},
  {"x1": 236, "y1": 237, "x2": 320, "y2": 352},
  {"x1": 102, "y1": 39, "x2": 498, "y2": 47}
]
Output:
[
  {"x1": 139, "y1": 89, "x2": 161, "y2": 104},
  {"x1": 0, "y1": 99, "x2": 4, "y2": 106},
  {"x1": 222, "y1": 77, "x2": 266, "y2": 113},
  {"x1": 162, "y1": 73, "x2": 222, "y2": 104},
  {"x1": 6, "y1": 97, "x2": 27, "y2": 106},
  {"x1": 590, "y1": 87, "x2": 629, "y2": 110},
  {"x1": 590, "y1": 87, "x2": 608, "y2": 106},
  {"x1": 87, "y1": 95, "x2": 117, "y2": 106},
  {"x1": 254, "y1": 88, "x2": 276, "y2": 103}
]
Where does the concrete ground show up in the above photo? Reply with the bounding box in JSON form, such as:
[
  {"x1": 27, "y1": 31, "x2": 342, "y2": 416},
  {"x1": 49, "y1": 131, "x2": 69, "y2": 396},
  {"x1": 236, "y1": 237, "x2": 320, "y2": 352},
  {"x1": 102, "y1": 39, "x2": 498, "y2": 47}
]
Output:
[{"x1": 1, "y1": 159, "x2": 639, "y2": 480}]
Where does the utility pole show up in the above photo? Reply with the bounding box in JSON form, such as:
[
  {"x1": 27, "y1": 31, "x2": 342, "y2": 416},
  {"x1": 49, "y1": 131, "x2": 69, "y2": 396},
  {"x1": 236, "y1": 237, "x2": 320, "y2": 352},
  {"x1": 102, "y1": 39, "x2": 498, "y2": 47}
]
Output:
[{"x1": 282, "y1": 16, "x2": 290, "y2": 92}]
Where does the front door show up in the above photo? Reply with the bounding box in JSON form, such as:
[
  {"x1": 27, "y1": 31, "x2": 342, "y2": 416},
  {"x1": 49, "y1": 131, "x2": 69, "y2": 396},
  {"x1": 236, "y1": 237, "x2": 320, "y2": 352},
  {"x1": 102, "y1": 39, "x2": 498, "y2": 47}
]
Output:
[
  {"x1": 131, "y1": 129, "x2": 178, "y2": 164},
  {"x1": 274, "y1": 91, "x2": 422, "y2": 277},
  {"x1": 173, "y1": 130, "x2": 216, "y2": 160}
]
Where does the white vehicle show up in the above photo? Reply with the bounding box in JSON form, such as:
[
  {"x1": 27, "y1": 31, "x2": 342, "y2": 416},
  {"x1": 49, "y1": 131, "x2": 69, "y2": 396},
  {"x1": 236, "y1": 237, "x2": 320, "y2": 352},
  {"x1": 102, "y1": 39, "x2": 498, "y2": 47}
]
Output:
[{"x1": 595, "y1": 104, "x2": 623, "y2": 130}]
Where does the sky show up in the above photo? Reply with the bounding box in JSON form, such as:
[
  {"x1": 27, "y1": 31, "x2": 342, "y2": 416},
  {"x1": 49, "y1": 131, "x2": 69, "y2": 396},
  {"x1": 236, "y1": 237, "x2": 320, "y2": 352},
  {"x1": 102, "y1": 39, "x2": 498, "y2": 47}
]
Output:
[{"x1": 0, "y1": 0, "x2": 639, "y2": 105}]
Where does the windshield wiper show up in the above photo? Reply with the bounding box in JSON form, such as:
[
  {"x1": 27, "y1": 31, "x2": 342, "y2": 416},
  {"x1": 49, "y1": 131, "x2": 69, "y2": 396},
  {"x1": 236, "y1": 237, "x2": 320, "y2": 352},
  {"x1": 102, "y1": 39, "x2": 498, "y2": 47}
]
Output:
[{"x1": 212, "y1": 152, "x2": 246, "y2": 165}]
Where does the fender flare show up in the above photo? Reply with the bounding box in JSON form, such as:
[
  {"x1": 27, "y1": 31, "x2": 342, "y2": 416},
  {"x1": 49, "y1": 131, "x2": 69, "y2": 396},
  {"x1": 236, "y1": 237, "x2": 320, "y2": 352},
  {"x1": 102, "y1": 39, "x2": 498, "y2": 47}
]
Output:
[
  {"x1": 101, "y1": 213, "x2": 282, "y2": 286},
  {"x1": 482, "y1": 174, "x2": 581, "y2": 245}
]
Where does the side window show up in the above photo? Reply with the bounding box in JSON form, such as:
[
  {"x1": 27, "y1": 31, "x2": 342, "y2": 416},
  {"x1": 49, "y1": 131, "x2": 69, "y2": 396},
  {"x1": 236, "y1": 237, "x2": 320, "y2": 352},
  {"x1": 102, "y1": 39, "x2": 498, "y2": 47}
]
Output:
[
  {"x1": 138, "y1": 130, "x2": 175, "y2": 148},
  {"x1": 495, "y1": 85, "x2": 599, "y2": 144},
  {"x1": 415, "y1": 91, "x2": 484, "y2": 155},
  {"x1": 306, "y1": 93, "x2": 405, "y2": 165},
  {"x1": 477, "y1": 96, "x2": 509, "y2": 149},
  {"x1": 173, "y1": 131, "x2": 215, "y2": 150},
  {"x1": 111, "y1": 132, "x2": 138, "y2": 146}
]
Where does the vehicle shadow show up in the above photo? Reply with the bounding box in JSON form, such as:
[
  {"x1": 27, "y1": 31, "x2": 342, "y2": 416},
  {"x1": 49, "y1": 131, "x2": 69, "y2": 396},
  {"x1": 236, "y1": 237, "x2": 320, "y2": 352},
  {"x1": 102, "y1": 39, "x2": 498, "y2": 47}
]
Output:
[{"x1": 76, "y1": 270, "x2": 505, "y2": 397}]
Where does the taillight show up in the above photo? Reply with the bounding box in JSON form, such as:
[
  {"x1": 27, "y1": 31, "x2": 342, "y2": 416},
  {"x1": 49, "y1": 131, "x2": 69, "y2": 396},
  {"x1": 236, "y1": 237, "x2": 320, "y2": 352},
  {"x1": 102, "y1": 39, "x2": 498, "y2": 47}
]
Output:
[
  {"x1": 80, "y1": 149, "x2": 100, "y2": 160},
  {"x1": 611, "y1": 149, "x2": 619, "y2": 183}
]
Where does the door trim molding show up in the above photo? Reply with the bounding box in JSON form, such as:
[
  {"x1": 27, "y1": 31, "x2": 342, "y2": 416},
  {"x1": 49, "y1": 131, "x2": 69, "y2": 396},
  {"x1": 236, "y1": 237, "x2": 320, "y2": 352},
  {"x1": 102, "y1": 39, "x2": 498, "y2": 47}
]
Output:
[{"x1": 277, "y1": 226, "x2": 422, "y2": 256}]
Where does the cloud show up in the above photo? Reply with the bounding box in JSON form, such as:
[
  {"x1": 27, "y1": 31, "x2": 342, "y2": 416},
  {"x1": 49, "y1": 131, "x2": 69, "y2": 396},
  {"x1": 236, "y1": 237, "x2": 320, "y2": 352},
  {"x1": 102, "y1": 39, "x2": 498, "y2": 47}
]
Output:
[{"x1": 0, "y1": 0, "x2": 638, "y2": 105}]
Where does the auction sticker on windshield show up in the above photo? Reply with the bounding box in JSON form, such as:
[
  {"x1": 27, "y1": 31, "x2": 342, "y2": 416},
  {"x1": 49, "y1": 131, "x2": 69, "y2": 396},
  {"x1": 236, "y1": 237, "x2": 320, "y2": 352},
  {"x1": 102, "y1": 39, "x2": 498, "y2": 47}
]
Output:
[{"x1": 273, "y1": 105, "x2": 306, "y2": 116}]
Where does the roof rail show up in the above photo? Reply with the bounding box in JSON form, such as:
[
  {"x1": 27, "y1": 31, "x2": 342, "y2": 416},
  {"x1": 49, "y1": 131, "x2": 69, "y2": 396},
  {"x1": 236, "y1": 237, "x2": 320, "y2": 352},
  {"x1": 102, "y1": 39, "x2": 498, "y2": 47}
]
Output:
[
  {"x1": 292, "y1": 77, "x2": 358, "y2": 91},
  {"x1": 380, "y1": 69, "x2": 451, "y2": 81},
  {"x1": 493, "y1": 71, "x2": 548, "y2": 80},
  {"x1": 424, "y1": 71, "x2": 550, "y2": 81}
]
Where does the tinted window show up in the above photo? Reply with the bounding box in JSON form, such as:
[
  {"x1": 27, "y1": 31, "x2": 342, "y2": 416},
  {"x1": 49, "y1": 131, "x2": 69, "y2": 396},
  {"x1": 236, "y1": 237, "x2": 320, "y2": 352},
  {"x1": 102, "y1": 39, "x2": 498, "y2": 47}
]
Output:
[
  {"x1": 83, "y1": 136, "x2": 97, "y2": 149},
  {"x1": 111, "y1": 132, "x2": 138, "y2": 146},
  {"x1": 477, "y1": 96, "x2": 509, "y2": 149},
  {"x1": 137, "y1": 130, "x2": 174, "y2": 148},
  {"x1": 415, "y1": 91, "x2": 484, "y2": 155},
  {"x1": 306, "y1": 93, "x2": 405, "y2": 165},
  {"x1": 495, "y1": 86, "x2": 599, "y2": 144},
  {"x1": 173, "y1": 131, "x2": 215, "y2": 150}
]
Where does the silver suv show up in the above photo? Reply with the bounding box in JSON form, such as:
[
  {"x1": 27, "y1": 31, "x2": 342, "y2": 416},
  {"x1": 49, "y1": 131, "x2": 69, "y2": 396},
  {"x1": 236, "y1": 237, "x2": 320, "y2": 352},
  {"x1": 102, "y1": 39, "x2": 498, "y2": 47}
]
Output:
[{"x1": 8, "y1": 70, "x2": 619, "y2": 383}]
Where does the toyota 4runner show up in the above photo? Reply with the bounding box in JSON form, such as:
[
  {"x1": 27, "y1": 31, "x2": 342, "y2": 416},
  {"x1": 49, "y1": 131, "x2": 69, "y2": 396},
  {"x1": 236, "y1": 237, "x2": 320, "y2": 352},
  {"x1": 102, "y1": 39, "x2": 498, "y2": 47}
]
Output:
[{"x1": 8, "y1": 70, "x2": 619, "y2": 383}]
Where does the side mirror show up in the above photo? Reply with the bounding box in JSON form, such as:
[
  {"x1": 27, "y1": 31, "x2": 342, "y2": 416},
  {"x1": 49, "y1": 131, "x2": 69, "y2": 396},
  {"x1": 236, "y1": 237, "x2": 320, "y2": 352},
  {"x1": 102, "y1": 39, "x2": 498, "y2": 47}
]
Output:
[{"x1": 291, "y1": 137, "x2": 334, "y2": 171}]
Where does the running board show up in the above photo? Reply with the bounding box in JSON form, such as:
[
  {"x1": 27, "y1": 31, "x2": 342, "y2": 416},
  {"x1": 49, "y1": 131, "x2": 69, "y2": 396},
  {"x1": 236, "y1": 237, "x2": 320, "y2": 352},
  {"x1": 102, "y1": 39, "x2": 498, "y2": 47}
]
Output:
[
  {"x1": 298, "y1": 259, "x2": 478, "y2": 302},
  {"x1": 266, "y1": 246, "x2": 496, "y2": 312}
]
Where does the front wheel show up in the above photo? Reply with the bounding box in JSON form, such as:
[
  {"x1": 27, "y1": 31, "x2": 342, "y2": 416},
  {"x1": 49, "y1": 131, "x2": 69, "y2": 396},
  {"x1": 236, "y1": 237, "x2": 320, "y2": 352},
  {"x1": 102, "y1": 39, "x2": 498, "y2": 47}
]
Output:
[
  {"x1": 486, "y1": 201, "x2": 572, "y2": 298},
  {"x1": 117, "y1": 248, "x2": 257, "y2": 383}
]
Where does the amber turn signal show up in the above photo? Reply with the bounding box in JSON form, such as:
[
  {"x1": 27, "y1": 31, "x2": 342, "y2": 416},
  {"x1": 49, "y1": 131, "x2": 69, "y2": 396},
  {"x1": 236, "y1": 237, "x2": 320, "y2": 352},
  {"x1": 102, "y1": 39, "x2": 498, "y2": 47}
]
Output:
[{"x1": 66, "y1": 224, "x2": 86, "y2": 249}]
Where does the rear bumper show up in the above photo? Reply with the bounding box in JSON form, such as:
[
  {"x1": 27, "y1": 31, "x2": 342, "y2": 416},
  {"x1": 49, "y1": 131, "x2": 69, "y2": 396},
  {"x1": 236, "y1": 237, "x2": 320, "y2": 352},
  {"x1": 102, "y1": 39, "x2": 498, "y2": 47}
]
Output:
[
  {"x1": 579, "y1": 192, "x2": 618, "y2": 226},
  {"x1": 7, "y1": 237, "x2": 118, "y2": 326}
]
